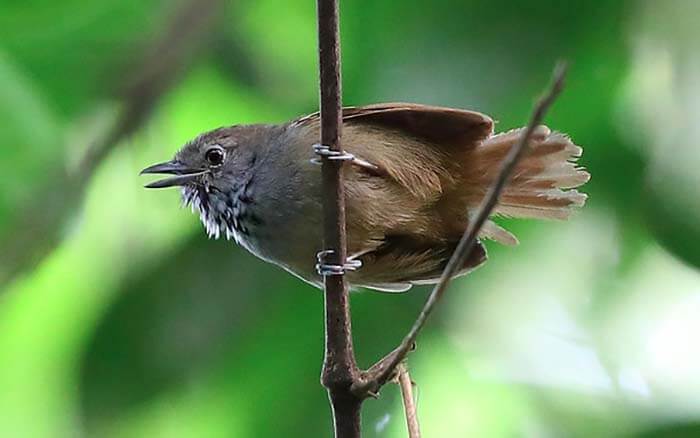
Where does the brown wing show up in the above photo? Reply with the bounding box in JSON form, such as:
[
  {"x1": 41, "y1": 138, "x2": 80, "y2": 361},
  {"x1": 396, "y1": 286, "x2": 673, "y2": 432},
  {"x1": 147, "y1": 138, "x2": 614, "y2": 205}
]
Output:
[
  {"x1": 292, "y1": 103, "x2": 493, "y2": 292},
  {"x1": 293, "y1": 103, "x2": 494, "y2": 201},
  {"x1": 293, "y1": 102, "x2": 494, "y2": 149}
]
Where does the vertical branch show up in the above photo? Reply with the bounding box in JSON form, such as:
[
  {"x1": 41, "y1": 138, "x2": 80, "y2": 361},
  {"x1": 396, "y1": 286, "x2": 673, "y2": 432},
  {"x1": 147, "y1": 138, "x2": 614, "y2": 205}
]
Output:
[{"x1": 316, "y1": 0, "x2": 361, "y2": 436}]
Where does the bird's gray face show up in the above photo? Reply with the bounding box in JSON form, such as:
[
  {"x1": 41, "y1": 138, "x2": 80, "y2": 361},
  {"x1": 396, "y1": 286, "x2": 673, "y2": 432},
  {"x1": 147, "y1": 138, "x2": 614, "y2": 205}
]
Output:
[
  {"x1": 141, "y1": 126, "x2": 258, "y2": 239},
  {"x1": 141, "y1": 127, "x2": 246, "y2": 189}
]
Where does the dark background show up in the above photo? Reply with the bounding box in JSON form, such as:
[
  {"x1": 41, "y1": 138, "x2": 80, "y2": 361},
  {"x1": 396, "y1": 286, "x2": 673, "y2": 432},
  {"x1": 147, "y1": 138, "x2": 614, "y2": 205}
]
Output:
[{"x1": 1, "y1": 0, "x2": 700, "y2": 436}]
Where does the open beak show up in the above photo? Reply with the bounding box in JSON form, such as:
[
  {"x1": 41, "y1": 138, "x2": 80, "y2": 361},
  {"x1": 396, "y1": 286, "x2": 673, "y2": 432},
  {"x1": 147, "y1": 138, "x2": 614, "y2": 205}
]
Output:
[{"x1": 140, "y1": 160, "x2": 209, "y2": 188}]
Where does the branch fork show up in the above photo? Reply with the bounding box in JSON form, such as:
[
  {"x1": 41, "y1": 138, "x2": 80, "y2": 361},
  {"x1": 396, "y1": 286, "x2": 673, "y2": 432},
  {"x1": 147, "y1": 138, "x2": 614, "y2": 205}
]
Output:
[{"x1": 315, "y1": 0, "x2": 569, "y2": 433}]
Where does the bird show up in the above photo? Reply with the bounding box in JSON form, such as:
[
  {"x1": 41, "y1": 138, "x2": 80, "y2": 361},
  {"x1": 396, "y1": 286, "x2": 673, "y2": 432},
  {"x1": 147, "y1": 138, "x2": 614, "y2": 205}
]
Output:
[{"x1": 141, "y1": 103, "x2": 589, "y2": 292}]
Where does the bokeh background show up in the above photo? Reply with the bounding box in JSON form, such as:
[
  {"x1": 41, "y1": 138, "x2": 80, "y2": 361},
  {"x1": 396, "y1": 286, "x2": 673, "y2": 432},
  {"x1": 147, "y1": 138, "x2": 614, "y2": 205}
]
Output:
[{"x1": 2, "y1": 0, "x2": 700, "y2": 436}]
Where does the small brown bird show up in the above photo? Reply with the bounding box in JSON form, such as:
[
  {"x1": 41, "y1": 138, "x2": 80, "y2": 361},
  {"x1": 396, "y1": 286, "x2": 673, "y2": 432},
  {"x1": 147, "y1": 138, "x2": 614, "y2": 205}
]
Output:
[{"x1": 141, "y1": 103, "x2": 589, "y2": 292}]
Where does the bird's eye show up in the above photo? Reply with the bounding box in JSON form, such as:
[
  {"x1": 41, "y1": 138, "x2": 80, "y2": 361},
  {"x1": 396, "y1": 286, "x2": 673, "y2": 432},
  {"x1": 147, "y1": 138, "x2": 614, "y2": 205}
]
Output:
[{"x1": 205, "y1": 146, "x2": 225, "y2": 166}]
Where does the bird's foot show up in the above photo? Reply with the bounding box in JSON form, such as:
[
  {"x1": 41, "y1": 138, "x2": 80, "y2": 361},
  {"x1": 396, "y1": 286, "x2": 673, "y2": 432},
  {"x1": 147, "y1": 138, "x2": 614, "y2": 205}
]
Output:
[
  {"x1": 310, "y1": 143, "x2": 380, "y2": 173},
  {"x1": 310, "y1": 143, "x2": 355, "y2": 164},
  {"x1": 315, "y1": 250, "x2": 362, "y2": 276}
]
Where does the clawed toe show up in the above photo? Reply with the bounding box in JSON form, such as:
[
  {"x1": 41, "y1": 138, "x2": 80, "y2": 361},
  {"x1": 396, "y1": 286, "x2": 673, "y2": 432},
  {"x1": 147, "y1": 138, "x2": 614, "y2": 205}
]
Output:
[{"x1": 315, "y1": 250, "x2": 362, "y2": 276}]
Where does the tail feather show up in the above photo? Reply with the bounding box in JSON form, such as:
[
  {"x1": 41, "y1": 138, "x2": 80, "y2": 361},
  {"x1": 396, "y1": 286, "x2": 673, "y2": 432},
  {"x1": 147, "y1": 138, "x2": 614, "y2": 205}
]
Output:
[
  {"x1": 463, "y1": 125, "x2": 590, "y2": 243},
  {"x1": 480, "y1": 220, "x2": 519, "y2": 246}
]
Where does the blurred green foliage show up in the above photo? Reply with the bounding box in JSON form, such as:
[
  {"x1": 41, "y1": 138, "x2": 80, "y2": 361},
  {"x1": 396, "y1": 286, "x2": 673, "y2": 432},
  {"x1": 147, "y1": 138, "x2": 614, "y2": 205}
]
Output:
[{"x1": 1, "y1": 0, "x2": 700, "y2": 437}]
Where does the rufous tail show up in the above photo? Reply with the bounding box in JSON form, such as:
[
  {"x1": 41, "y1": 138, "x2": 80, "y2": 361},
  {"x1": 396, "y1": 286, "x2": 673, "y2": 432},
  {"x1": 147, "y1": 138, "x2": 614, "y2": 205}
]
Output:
[{"x1": 463, "y1": 126, "x2": 590, "y2": 245}]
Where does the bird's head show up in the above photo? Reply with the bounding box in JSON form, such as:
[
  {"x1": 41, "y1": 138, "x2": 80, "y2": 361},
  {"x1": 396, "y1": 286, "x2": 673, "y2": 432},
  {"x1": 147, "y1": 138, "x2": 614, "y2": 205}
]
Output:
[
  {"x1": 141, "y1": 124, "x2": 271, "y2": 238},
  {"x1": 141, "y1": 126, "x2": 259, "y2": 188}
]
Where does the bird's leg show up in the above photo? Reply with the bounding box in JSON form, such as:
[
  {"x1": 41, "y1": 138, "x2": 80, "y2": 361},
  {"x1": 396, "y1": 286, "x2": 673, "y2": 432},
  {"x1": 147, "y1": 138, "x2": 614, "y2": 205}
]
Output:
[
  {"x1": 315, "y1": 250, "x2": 362, "y2": 276},
  {"x1": 312, "y1": 141, "x2": 368, "y2": 277}
]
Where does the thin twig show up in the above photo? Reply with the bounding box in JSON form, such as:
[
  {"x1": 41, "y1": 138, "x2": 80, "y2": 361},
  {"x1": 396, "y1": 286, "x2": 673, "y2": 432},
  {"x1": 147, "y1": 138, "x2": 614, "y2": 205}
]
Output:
[
  {"x1": 352, "y1": 62, "x2": 569, "y2": 397},
  {"x1": 396, "y1": 363, "x2": 421, "y2": 438},
  {"x1": 316, "y1": 0, "x2": 362, "y2": 436}
]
